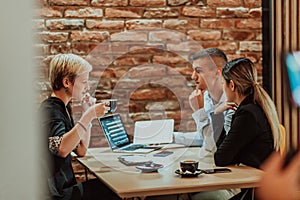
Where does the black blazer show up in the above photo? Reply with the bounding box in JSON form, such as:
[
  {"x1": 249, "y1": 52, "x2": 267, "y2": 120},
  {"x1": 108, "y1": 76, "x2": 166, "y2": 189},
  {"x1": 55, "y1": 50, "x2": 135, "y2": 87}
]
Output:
[{"x1": 214, "y1": 94, "x2": 274, "y2": 169}]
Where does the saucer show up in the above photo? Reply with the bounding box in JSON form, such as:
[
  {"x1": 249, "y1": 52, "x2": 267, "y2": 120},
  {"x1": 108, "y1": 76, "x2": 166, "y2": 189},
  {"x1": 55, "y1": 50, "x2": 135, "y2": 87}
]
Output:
[
  {"x1": 136, "y1": 163, "x2": 164, "y2": 173},
  {"x1": 175, "y1": 169, "x2": 202, "y2": 177}
]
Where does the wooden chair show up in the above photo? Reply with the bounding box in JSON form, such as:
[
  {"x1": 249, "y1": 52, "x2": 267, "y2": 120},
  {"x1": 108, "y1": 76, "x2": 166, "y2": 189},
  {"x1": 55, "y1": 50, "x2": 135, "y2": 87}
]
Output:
[{"x1": 279, "y1": 124, "x2": 286, "y2": 156}]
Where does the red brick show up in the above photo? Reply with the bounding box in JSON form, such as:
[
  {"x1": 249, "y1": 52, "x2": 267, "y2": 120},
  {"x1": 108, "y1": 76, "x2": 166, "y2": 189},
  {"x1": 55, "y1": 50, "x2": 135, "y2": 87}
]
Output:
[
  {"x1": 35, "y1": 7, "x2": 63, "y2": 18},
  {"x1": 145, "y1": 101, "x2": 180, "y2": 110},
  {"x1": 111, "y1": 31, "x2": 148, "y2": 42},
  {"x1": 249, "y1": 8, "x2": 262, "y2": 18},
  {"x1": 91, "y1": 0, "x2": 128, "y2": 6},
  {"x1": 149, "y1": 30, "x2": 186, "y2": 42},
  {"x1": 168, "y1": 0, "x2": 190, "y2": 6},
  {"x1": 128, "y1": 66, "x2": 167, "y2": 78},
  {"x1": 240, "y1": 41, "x2": 262, "y2": 52},
  {"x1": 71, "y1": 43, "x2": 92, "y2": 55},
  {"x1": 188, "y1": 30, "x2": 221, "y2": 41},
  {"x1": 167, "y1": 41, "x2": 203, "y2": 53},
  {"x1": 217, "y1": 7, "x2": 249, "y2": 18},
  {"x1": 129, "y1": 0, "x2": 166, "y2": 6},
  {"x1": 113, "y1": 55, "x2": 150, "y2": 66},
  {"x1": 130, "y1": 89, "x2": 166, "y2": 100},
  {"x1": 34, "y1": 19, "x2": 46, "y2": 30},
  {"x1": 46, "y1": 19, "x2": 84, "y2": 30},
  {"x1": 182, "y1": 6, "x2": 215, "y2": 17},
  {"x1": 201, "y1": 19, "x2": 234, "y2": 29},
  {"x1": 235, "y1": 18, "x2": 262, "y2": 29},
  {"x1": 149, "y1": 76, "x2": 187, "y2": 87},
  {"x1": 168, "y1": 65, "x2": 193, "y2": 76},
  {"x1": 201, "y1": 41, "x2": 238, "y2": 51},
  {"x1": 144, "y1": 8, "x2": 179, "y2": 18},
  {"x1": 207, "y1": 0, "x2": 242, "y2": 7},
  {"x1": 153, "y1": 54, "x2": 187, "y2": 65},
  {"x1": 129, "y1": 45, "x2": 165, "y2": 54},
  {"x1": 163, "y1": 18, "x2": 199, "y2": 29},
  {"x1": 49, "y1": 0, "x2": 88, "y2": 6},
  {"x1": 126, "y1": 20, "x2": 162, "y2": 30},
  {"x1": 65, "y1": 8, "x2": 103, "y2": 18},
  {"x1": 70, "y1": 31, "x2": 109, "y2": 42},
  {"x1": 244, "y1": 0, "x2": 261, "y2": 8},
  {"x1": 39, "y1": 31, "x2": 69, "y2": 43},
  {"x1": 50, "y1": 43, "x2": 71, "y2": 54},
  {"x1": 223, "y1": 30, "x2": 255, "y2": 40},
  {"x1": 105, "y1": 8, "x2": 142, "y2": 18},
  {"x1": 86, "y1": 20, "x2": 124, "y2": 30}
]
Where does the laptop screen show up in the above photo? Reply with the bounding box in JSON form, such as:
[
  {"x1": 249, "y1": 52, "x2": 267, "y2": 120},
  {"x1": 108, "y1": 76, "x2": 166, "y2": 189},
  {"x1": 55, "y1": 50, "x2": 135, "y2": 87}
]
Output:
[{"x1": 98, "y1": 114, "x2": 130, "y2": 149}]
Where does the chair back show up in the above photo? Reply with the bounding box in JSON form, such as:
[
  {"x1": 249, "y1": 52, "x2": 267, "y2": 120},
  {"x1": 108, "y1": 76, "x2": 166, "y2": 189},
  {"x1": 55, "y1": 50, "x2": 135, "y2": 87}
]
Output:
[{"x1": 279, "y1": 124, "x2": 286, "y2": 155}]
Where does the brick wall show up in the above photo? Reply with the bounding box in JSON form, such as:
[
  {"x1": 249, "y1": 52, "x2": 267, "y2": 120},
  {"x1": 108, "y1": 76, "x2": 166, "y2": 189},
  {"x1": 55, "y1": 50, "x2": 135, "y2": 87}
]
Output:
[{"x1": 35, "y1": 0, "x2": 262, "y2": 148}]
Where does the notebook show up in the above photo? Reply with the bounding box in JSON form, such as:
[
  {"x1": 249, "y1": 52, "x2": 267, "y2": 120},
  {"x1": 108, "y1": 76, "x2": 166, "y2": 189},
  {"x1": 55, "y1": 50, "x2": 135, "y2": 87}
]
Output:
[
  {"x1": 133, "y1": 119, "x2": 174, "y2": 145},
  {"x1": 98, "y1": 114, "x2": 161, "y2": 153}
]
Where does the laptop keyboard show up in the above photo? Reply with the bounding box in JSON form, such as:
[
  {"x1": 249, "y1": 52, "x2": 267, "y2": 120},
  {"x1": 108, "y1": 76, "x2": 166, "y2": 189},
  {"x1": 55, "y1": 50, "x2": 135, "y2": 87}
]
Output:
[{"x1": 122, "y1": 144, "x2": 145, "y2": 151}]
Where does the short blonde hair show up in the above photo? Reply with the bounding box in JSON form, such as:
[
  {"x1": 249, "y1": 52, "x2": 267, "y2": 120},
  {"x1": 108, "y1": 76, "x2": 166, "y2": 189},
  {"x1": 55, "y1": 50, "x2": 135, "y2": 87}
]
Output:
[{"x1": 49, "y1": 54, "x2": 92, "y2": 91}]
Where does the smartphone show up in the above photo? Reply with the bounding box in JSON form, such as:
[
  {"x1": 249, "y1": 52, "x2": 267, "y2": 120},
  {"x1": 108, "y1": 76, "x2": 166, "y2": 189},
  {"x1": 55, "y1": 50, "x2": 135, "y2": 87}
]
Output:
[
  {"x1": 153, "y1": 150, "x2": 174, "y2": 157},
  {"x1": 284, "y1": 51, "x2": 300, "y2": 106},
  {"x1": 201, "y1": 168, "x2": 231, "y2": 174}
]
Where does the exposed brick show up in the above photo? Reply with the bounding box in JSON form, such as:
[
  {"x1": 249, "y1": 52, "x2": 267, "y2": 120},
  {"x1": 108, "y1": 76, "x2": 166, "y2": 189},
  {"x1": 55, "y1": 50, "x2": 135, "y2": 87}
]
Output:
[
  {"x1": 70, "y1": 31, "x2": 109, "y2": 42},
  {"x1": 149, "y1": 30, "x2": 186, "y2": 42},
  {"x1": 182, "y1": 6, "x2": 215, "y2": 17},
  {"x1": 145, "y1": 101, "x2": 180, "y2": 110},
  {"x1": 115, "y1": 78, "x2": 142, "y2": 89},
  {"x1": 105, "y1": 8, "x2": 142, "y2": 18},
  {"x1": 201, "y1": 41, "x2": 238, "y2": 51},
  {"x1": 71, "y1": 43, "x2": 93, "y2": 55},
  {"x1": 46, "y1": 19, "x2": 84, "y2": 30},
  {"x1": 35, "y1": 7, "x2": 63, "y2": 18},
  {"x1": 130, "y1": 89, "x2": 166, "y2": 100},
  {"x1": 50, "y1": 43, "x2": 71, "y2": 54},
  {"x1": 86, "y1": 20, "x2": 124, "y2": 30},
  {"x1": 128, "y1": 65, "x2": 167, "y2": 78},
  {"x1": 113, "y1": 55, "x2": 150, "y2": 66},
  {"x1": 168, "y1": 65, "x2": 193, "y2": 76},
  {"x1": 200, "y1": 19, "x2": 234, "y2": 29},
  {"x1": 144, "y1": 8, "x2": 179, "y2": 18},
  {"x1": 256, "y1": 32, "x2": 262, "y2": 40},
  {"x1": 244, "y1": 0, "x2": 261, "y2": 8},
  {"x1": 126, "y1": 20, "x2": 162, "y2": 30},
  {"x1": 39, "y1": 31, "x2": 69, "y2": 43},
  {"x1": 163, "y1": 18, "x2": 199, "y2": 29},
  {"x1": 235, "y1": 18, "x2": 262, "y2": 29},
  {"x1": 240, "y1": 41, "x2": 262, "y2": 52},
  {"x1": 167, "y1": 41, "x2": 203, "y2": 53},
  {"x1": 153, "y1": 54, "x2": 187, "y2": 65},
  {"x1": 34, "y1": 19, "x2": 46, "y2": 30},
  {"x1": 130, "y1": 0, "x2": 166, "y2": 6},
  {"x1": 223, "y1": 30, "x2": 255, "y2": 40},
  {"x1": 49, "y1": 0, "x2": 88, "y2": 6},
  {"x1": 217, "y1": 7, "x2": 249, "y2": 18},
  {"x1": 188, "y1": 30, "x2": 221, "y2": 41},
  {"x1": 249, "y1": 8, "x2": 262, "y2": 18},
  {"x1": 129, "y1": 45, "x2": 165, "y2": 54},
  {"x1": 207, "y1": 0, "x2": 242, "y2": 7},
  {"x1": 65, "y1": 8, "x2": 103, "y2": 18},
  {"x1": 149, "y1": 76, "x2": 187, "y2": 87},
  {"x1": 167, "y1": 0, "x2": 189, "y2": 6},
  {"x1": 111, "y1": 31, "x2": 148, "y2": 42},
  {"x1": 91, "y1": 0, "x2": 128, "y2": 6}
]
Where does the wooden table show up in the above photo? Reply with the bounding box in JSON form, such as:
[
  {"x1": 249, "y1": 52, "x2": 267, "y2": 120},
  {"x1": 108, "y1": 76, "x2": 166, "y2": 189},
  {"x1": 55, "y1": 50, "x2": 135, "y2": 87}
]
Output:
[{"x1": 76, "y1": 147, "x2": 262, "y2": 199}]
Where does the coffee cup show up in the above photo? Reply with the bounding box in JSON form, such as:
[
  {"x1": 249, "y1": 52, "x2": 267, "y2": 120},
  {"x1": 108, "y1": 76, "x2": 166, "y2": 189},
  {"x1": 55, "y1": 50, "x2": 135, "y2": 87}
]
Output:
[
  {"x1": 101, "y1": 99, "x2": 117, "y2": 113},
  {"x1": 180, "y1": 160, "x2": 199, "y2": 173}
]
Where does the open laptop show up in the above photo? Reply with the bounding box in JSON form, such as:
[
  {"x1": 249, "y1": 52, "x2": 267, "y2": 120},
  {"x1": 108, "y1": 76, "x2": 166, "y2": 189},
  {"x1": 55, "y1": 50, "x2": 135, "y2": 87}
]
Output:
[{"x1": 98, "y1": 114, "x2": 161, "y2": 153}]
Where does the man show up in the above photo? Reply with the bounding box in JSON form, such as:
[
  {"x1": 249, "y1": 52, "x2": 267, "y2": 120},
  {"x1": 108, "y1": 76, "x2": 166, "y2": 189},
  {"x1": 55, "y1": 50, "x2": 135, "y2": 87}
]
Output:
[{"x1": 189, "y1": 48, "x2": 234, "y2": 154}]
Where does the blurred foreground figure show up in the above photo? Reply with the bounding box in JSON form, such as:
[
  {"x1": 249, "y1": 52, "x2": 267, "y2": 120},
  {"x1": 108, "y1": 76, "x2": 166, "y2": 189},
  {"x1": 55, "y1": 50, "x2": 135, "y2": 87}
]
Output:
[{"x1": 256, "y1": 151, "x2": 300, "y2": 200}]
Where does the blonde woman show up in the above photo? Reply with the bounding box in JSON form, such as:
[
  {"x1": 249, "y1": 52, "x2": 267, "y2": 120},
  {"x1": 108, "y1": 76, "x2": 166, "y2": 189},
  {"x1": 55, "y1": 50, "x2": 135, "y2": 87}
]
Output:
[
  {"x1": 39, "y1": 54, "x2": 120, "y2": 200},
  {"x1": 214, "y1": 57, "x2": 282, "y2": 199}
]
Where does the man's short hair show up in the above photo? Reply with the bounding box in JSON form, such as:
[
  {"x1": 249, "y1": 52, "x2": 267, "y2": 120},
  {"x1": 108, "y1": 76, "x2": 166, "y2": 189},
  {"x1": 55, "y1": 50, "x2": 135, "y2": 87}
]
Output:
[{"x1": 189, "y1": 48, "x2": 228, "y2": 62}]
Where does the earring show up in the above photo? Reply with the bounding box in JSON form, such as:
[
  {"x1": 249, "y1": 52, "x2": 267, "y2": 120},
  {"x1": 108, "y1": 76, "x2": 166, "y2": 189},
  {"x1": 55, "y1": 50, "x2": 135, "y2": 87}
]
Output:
[{"x1": 65, "y1": 87, "x2": 69, "y2": 93}]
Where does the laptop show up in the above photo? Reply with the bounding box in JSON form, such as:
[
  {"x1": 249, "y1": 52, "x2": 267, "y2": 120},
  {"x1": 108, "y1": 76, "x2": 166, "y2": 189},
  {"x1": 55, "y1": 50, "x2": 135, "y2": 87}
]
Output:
[
  {"x1": 133, "y1": 119, "x2": 174, "y2": 145},
  {"x1": 98, "y1": 114, "x2": 161, "y2": 153}
]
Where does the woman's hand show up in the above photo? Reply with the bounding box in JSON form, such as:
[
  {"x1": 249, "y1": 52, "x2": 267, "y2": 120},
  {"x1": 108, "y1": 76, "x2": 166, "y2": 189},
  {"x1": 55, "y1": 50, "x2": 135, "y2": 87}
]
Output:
[
  {"x1": 189, "y1": 89, "x2": 205, "y2": 111},
  {"x1": 214, "y1": 101, "x2": 238, "y2": 115}
]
